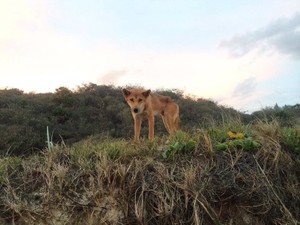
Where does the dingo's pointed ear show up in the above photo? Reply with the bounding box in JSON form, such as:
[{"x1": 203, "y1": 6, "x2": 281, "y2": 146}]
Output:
[
  {"x1": 142, "y1": 89, "x2": 151, "y2": 98},
  {"x1": 122, "y1": 88, "x2": 131, "y2": 97}
]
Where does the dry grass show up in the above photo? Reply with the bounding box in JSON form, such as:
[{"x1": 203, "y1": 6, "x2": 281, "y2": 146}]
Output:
[{"x1": 0, "y1": 119, "x2": 299, "y2": 225}]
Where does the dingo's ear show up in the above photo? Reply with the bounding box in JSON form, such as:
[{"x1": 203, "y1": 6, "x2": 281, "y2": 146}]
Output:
[
  {"x1": 122, "y1": 89, "x2": 131, "y2": 97},
  {"x1": 142, "y1": 89, "x2": 151, "y2": 98}
]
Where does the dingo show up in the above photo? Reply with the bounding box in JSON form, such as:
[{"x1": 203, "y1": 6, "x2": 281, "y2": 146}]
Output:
[{"x1": 123, "y1": 88, "x2": 180, "y2": 143}]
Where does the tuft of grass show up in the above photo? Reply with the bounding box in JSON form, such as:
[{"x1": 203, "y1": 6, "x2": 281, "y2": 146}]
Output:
[
  {"x1": 251, "y1": 118, "x2": 293, "y2": 170},
  {"x1": 0, "y1": 157, "x2": 23, "y2": 183},
  {"x1": 280, "y1": 127, "x2": 300, "y2": 154},
  {"x1": 253, "y1": 118, "x2": 280, "y2": 141}
]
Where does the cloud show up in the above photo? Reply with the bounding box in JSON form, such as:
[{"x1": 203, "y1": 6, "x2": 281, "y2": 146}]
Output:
[
  {"x1": 220, "y1": 13, "x2": 300, "y2": 59},
  {"x1": 232, "y1": 77, "x2": 257, "y2": 99},
  {"x1": 98, "y1": 70, "x2": 128, "y2": 85}
]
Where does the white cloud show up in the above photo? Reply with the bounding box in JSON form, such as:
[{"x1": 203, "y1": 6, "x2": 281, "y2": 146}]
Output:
[
  {"x1": 232, "y1": 77, "x2": 257, "y2": 99},
  {"x1": 220, "y1": 13, "x2": 300, "y2": 59},
  {"x1": 98, "y1": 70, "x2": 128, "y2": 85}
]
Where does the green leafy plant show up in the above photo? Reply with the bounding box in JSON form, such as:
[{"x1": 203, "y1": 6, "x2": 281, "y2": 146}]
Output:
[
  {"x1": 215, "y1": 130, "x2": 260, "y2": 151},
  {"x1": 162, "y1": 131, "x2": 196, "y2": 158}
]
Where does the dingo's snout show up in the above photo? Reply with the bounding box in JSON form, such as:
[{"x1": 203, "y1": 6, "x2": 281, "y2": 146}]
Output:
[{"x1": 133, "y1": 106, "x2": 139, "y2": 113}]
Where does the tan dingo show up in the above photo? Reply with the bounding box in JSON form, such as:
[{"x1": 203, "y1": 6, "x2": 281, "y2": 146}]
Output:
[{"x1": 123, "y1": 88, "x2": 180, "y2": 143}]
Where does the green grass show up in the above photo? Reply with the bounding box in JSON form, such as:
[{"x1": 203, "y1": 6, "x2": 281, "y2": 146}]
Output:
[{"x1": 0, "y1": 118, "x2": 299, "y2": 225}]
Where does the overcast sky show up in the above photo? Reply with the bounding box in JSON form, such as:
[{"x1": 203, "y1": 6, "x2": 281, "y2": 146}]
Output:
[{"x1": 0, "y1": 0, "x2": 299, "y2": 113}]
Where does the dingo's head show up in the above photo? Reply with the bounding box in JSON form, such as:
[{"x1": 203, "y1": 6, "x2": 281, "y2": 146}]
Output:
[{"x1": 123, "y1": 88, "x2": 151, "y2": 114}]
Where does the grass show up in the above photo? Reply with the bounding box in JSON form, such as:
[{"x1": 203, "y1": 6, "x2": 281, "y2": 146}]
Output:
[{"x1": 0, "y1": 118, "x2": 299, "y2": 225}]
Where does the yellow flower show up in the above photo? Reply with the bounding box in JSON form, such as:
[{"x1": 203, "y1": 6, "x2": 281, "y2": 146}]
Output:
[{"x1": 227, "y1": 131, "x2": 244, "y2": 139}]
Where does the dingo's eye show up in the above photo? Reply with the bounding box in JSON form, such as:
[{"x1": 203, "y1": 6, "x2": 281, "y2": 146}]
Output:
[
  {"x1": 130, "y1": 98, "x2": 134, "y2": 102},
  {"x1": 138, "y1": 98, "x2": 143, "y2": 102}
]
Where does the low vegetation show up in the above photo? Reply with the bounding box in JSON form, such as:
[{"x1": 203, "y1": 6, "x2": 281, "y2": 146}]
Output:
[
  {"x1": 0, "y1": 84, "x2": 257, "y2": 156},
  {"x1": 0, "y1": 84, "x2": 299, "y2": 224},
  {"x1": 0, "y1": 116, "x2": 299, "y2": 224}
]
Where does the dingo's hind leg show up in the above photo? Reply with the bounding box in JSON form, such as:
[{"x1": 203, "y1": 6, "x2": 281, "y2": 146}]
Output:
[
  {"x1": 174, "y1": 114, "x2": 180, "y2": 131},
  {"x1": 162, "y1": 102, "x2": 180, "y2": 134},
  {"x1": 162, "y1": 114, "x2": 171, "y2": 134}
]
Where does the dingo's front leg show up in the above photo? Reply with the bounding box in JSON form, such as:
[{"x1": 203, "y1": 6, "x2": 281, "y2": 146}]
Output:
[
  {"x1": 148, "y1": 114, "x2": 155, "y2": 141},
  {"x1": 133, "y1": 116, "x2": 142, "y2": 143}
]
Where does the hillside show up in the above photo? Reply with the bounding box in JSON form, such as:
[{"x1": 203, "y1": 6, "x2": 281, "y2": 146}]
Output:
[
  {"x1": 0, "y1": 117, "x2": 299, "y2": 224},
  {"x1": 1, "y1": 84, "x2": 299, "y2": 156},
  {"x1": 0, "y1": 84, "x2": 245, "y2": 156}
]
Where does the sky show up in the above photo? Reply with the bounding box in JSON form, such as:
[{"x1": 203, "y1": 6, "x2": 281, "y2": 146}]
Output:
[{"x1": 0, "y1": 0, "x2": 299, "y2": 113}]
